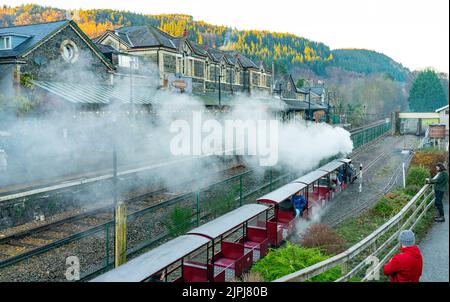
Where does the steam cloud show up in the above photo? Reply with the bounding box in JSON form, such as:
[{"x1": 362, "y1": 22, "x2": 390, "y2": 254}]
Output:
[{"x1": 0, "y1": 50, "x2": 353, "y2": 219}]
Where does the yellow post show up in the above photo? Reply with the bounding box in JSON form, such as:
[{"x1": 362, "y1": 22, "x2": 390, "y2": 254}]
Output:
[{"x1": 115, "y1": 200, "x2": 127, "y2": 267}]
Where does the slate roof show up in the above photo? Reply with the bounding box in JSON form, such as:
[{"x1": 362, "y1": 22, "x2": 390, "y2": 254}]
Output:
[
  {"x1": 282, "y1": 99, "x2": 327, "y2": 111},
  {"x1": 206, "y1": 47, "x2": 225, "y2": 62},
  {"x1": 95, "y1": 43, "x2": 117, "y2": 55},
  {"x1": 310, "y1": 87, "x2": 325, "y2": 96},
  {"x1": 234, "y1": 53, "x2": 259, "y2": 69},
  {"x1": 0, "y1": 20, "x2": 69, "y2": 59},
  {"x1": 114, "y1": 25, "x2": 177, "y2": 49},
  {"x1": 188, "y1": 40, "x2": 208, "y2": 57},
  {"x1": 274, "y1": 74, "x2": 295, "y2": 89}
]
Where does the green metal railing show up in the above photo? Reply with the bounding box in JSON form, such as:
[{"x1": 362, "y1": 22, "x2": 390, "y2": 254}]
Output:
[
  {"x1": 350, "y1": 120, "x2": 391, "y2": 149},
  {"x1": 0, "y1": 119, "x2": 391, "y2": 282}
]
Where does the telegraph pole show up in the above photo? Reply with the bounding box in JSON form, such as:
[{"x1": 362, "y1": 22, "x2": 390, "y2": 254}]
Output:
[
  {"x1": 111, "y1": 111, "x2": 127, "y2": 268},
  {"x1": 129, "y1": 60, "x2": 134, "y2": 121},
  {"x1": 308, "y1": 88, "x2": 311, "y2": 121},
  {"x1": 218, "y1": 73, "x2": 222, "y2": 107}
]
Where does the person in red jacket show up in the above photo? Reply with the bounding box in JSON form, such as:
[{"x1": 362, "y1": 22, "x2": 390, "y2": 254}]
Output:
[{"x1": 383, "y1": 230, "x2": 423, "y2": 282}]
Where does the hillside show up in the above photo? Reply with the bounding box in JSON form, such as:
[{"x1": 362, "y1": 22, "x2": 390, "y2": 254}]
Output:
[
  {"x1": 0, "y1": 4, "x2": 410, "y2": 81},
  {"x1": 331, "y1": 49, "x2": 410, "y2": 82}
]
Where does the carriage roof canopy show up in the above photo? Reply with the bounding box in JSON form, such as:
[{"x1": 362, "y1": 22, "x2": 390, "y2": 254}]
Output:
[
  {"x1": 339, "y1": 158, "x2": 352, "y2": 164},
  {"x1": 318, "y1": 160, "x2": 345, "y2": 173},
  {"x1": 293, "y1": 169, "x2": 329, "y2": 185},
  {"x1": 257, "y1": 182, "x2": 307, "y2": 204},
  {"x1": 91, "y1": 235, "x2": 209, "y2": 282},
  {"x1": 187, "y1": 204, "x2": 268, "y2": 239}
]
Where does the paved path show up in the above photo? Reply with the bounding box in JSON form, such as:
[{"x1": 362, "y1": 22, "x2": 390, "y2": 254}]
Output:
[{"x1": 419, "y1": 194, "x2": 449, "y2": 282}]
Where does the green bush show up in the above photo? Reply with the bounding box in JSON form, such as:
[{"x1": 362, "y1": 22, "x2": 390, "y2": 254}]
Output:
[
  {"x1": 251, "y1": 243, "x2": 341, "y2": 282},
  {"x1": 406, "y1": 165, "x2": 430, "y2": 187},
  {"x1": 399, "y1": 184, "x2": 422, "y2": 197},
  {"x1": 371, "y1": 190, "x2": 410, "y2": 218},
  {"x1": 166, "y1": 206, "x2": 193, "y2": 237},
  {"x1": 0, "y1": 94, "x2": 34, "y2": 116}
]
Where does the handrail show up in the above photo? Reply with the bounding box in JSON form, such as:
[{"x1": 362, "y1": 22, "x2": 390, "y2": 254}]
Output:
[{"x1": 274, "y1": 184, "x2": 433, "y2": 282}]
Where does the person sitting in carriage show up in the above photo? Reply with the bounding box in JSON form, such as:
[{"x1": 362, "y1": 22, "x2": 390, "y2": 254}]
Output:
[{"x1": 292, "y1": 191, "x2": 307, "y2": 218}]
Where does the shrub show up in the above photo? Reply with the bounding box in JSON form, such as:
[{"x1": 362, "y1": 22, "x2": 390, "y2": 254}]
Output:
[
  {"x1": 400, "y1": 184, "x2": 422, "y2": 197},
  {"x1": 166, "y1": 206, "x2": 193, "y2": 237},
  {"x1": 232, "y1": 272, "x2": 265, "y2": 282},
  {"x1": 371, "y1": 190, "x2": 410, "y2": 218},
  {"x1": 406, "y1": 165, "x2": 431, "y2": 187},
  {"x1": 251, "y1": 243, "x2": 341, "y2": 282},
  {"x1": 411, "y1": 151, "x2": 447, "y2": 175},
  {"x1": 300, "y1": 224, "x2": 346, "y2": 255}
]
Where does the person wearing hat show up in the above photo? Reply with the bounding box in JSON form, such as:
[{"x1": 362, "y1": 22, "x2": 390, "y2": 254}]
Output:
[
  {"x1": 426, "y1": 163, "x2": 448, "y2": 222},
  {"x1": 383, "y1": 230, "x2": 423, "y2": 282}
]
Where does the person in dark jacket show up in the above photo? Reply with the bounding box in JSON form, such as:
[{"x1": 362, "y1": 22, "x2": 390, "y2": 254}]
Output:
[
  {"x1": 426, "y1": 163, "x2": 448, "y2": 222},
  {"x1": 383, "y1": 230, "x2": 423, "y2": 282},
  {"x1": 292, "y1": 191, "x2": 307, "y2": 218}
]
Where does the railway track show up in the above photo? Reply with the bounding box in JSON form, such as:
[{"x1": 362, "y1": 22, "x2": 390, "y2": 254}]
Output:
[
  {"x1": 0, "y1": 164, "x2": 248, "y2": 261},
  {"x1": 0, "y1": 121, "x2": 392, "y2": 281},
  {"x1": 327, "y1": 137, "x2": 419, "y2": 227}
]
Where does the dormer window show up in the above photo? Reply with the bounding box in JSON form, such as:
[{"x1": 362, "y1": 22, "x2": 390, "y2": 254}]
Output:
[{"x1": 0, "y1": 36, "x2": 12, "y2": 50}]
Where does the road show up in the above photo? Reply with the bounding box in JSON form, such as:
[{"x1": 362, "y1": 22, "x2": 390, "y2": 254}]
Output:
[{"x1": 419, "y1": 193, "x2": 449, "y2": 282}]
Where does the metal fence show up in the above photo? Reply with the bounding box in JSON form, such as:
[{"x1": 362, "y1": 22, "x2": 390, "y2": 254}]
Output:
[
  {"x1": 351, "y1": 120, "x2": 391, "y2": 149},
  {"x1": 0, "y1": 120, "x2": 391, "y2": 282},
  {"x1": 274, "y1": 184, "x2": 435, "y2": 282}
]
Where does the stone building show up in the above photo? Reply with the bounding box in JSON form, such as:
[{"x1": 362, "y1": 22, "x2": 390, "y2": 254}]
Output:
[
  {"x1": 94, "y1": 25, "x2": 272, "y2": 96},
  {"x1": 273, "y1": 74, "x2": 328, "y2": 121},
  {"x1": 0, "y1": 20, "x2": 115, "y2": 97}
]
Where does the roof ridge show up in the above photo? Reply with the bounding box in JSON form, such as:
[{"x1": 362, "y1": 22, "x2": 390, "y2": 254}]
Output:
[
  {"x1": 146, "y1": 24, "x2": 177, "y2": 48},
  {"x1": 0, "y1": 19, "x2": 69, "y2": 30}
]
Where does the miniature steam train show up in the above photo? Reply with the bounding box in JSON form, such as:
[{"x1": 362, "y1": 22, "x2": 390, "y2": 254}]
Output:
[{"x1": 92, "y1": 158, "x2": 352, "y2": 282}]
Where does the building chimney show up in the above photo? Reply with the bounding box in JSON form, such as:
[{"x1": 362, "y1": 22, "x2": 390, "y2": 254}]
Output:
[{"x1": 66, "y1": 9, "x2": 80, "y2": 22}]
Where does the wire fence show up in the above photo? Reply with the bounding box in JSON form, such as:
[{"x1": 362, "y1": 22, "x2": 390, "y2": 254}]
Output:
[{"x1": 0, "y1": 120, "x2": 391, "y2": 282}]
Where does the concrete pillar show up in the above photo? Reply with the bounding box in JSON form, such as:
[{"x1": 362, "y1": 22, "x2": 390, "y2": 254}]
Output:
[{"x1": 416, "y1": 118, "x2": 422, "y2": 136}]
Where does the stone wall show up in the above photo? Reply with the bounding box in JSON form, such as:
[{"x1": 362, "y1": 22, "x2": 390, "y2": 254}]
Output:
[{"x1": 21, "y1": 25, "x2": 111, "y2": 84}]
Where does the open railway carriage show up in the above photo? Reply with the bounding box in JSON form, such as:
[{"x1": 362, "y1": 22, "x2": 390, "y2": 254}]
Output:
[
  {"x1": 256, "y1": 182, "x2": 307, "y2": 247},
  {"x1": 294, "y1": 159, "x2": 352, "y2": 208},
  {"x1": 91, "y1": 235, "x2": 225, "y2": 282},
  {"x1": 187, "y1": 204, "x2": 271, "y2": 281}
]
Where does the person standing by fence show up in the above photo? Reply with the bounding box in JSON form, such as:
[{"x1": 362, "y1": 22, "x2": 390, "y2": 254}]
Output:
[{"x1": 426, "y1": 163, "x2": 448, "y2": 223}]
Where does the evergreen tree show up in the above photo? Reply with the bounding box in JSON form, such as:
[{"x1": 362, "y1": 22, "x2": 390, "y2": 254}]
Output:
[{"x1": 408, "y1": 69, "x2": 448, "y2": 112}]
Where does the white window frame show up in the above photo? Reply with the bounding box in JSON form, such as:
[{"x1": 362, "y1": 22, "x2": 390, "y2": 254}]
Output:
[{"x1": 1, "y1": 36, "x2": 12, "y2": 50}]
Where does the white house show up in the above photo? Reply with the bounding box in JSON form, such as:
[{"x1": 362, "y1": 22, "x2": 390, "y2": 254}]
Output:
[{"x1": 435, "y1": 104, "x2": 449, "y2": 130}]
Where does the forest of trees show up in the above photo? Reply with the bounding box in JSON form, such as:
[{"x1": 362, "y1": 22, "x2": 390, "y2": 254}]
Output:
[
  {"x1": 1, "y1": 4, "x2": 410, "y2": 81},
  {"x1": 331, "y1": 49, "x2": 410, "y2": 82}
]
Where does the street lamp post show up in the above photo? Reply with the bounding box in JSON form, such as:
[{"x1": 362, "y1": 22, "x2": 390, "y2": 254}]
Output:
[
  {"x1": 273, "y1": 82, "x2": 283, "y2": 120},
  {"x1": 308, "y1": 88, "x2": 311, "y2": 121},
  {"x1": 129, "y1": 60, "x2": 134, "y2": 120},
  {"x1": 218, "y1": 73, "x2": 222, "y2": 107},
  {"x1": 326, "y1": 91, "x2": 331, "y2": 124}
]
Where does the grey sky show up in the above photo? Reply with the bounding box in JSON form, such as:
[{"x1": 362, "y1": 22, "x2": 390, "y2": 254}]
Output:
[{"x1": 2, "y1": 0, "x2": 449, "y2": 73}]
